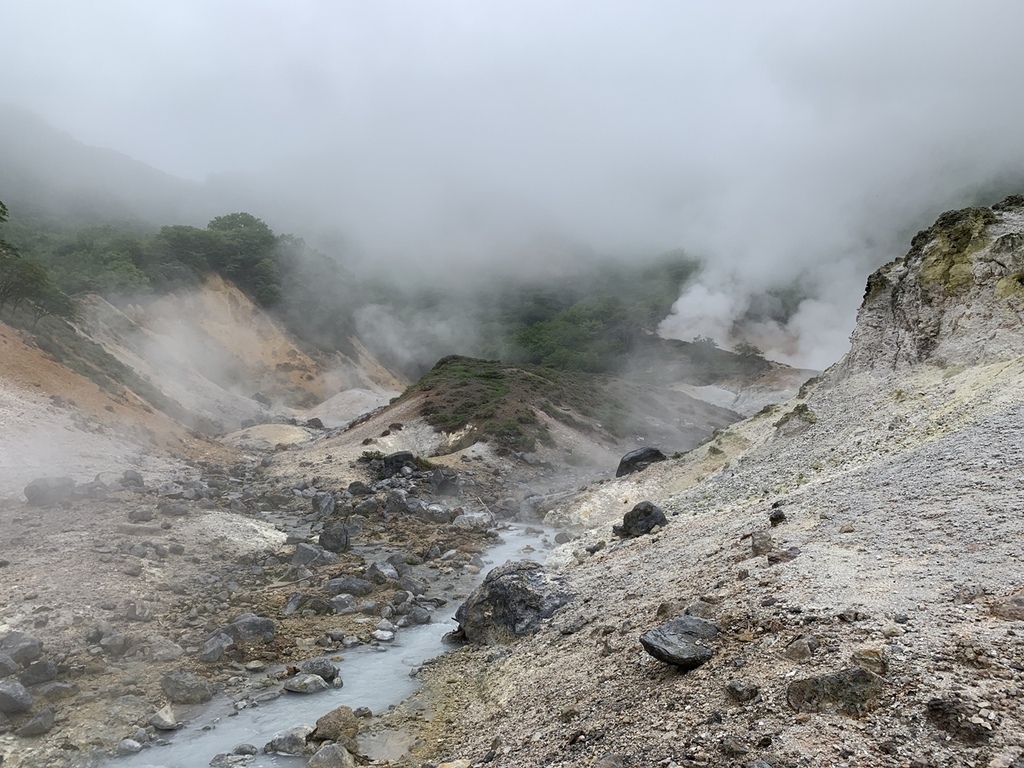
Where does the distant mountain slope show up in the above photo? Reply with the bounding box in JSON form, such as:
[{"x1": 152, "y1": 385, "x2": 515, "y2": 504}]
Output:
[{"x1": 0, "y1": 104, "x2": 204, "y2": 227}]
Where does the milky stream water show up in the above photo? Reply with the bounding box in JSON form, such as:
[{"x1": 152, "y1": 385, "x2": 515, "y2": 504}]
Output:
[{"x1": 110, "y1": 524, "x2": 554, "y2": 768}]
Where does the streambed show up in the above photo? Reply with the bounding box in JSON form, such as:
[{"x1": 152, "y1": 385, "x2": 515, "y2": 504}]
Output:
[{"x1": 112, "y1": 524, "x2": 554, "y2": 768}]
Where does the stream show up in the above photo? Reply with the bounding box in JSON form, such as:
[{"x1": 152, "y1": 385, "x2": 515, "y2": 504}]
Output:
[{"x1": 112, "y1": 524, "x2": 555, "y2": 767}]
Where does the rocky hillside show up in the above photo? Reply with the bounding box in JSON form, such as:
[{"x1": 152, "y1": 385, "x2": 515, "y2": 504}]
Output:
[{"x1": 390, "y1": 198, "x2": 1024, "y2": 768}]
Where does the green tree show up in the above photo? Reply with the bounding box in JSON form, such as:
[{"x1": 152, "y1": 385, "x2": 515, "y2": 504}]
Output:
[
  {"x1": 0, "y1": 253, "x2": 48, "y2": 312},
  {"x1": 27, "y1": 281, "x2": 76, "y2": 328}
]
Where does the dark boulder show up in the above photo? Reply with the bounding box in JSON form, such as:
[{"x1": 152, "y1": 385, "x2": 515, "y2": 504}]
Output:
[
  {"x1": 319, "y1": 521, "x2": 350, "y2": 554},
  {"x1": 382, "y1": 451, "x2": 415, "y2": 478},
  {"x1": 0, "y1": 680, "x2": 33, "y2": 713},
  {"x1": 299, "y1": 658, "x2": 339, "y2": 682},
  {"x1": 23, "y1": 477, "x2": 76, "y2": 507},
  {"x1": 324, "y1": 577, "x2": 374, "y2": 598},
  {"x1": 639, "y1": 616, "x2": 718, "y2": 670},
  {"x1": 347, "y1": 481, "x2": 373, "y2": 497},
  {"x1": 612, "y1": 501, "x2": 667, "y2": 538},
  {"x1": 161, "y1": 669, "x2": 214, "y2": 704},
  {"x1": 0, "y1": 654, "x2": 18, "y2": 678},
  {"x1": 120, "y1": 470, "x2": 145, "y2": 488},
  {"x1": 454, "y1": 561, "x2": 574, "y2": 644},
  {"x1": 224, "y1": 614, "x2": 275, "y2": 644},
  {"x1": 14, "y1": 707, "x2": 54, "y2": 737},
  {"x1": 312, "y1": 492, "x2": 335, "y2": 517},
  {"x1": 615, "y1": 447, "x2": 667, "y2": 478},
  {"x1": 18, "y1": 660, "x2": 58, "y2": 687},
  {"x1": 0, "y1": 632, "x2": 43, "y2": 666}
]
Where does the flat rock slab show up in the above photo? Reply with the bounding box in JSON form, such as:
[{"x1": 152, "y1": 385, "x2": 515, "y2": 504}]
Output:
[{"x1": 639, "y1": 616, "x2": 718, "y2": 670}]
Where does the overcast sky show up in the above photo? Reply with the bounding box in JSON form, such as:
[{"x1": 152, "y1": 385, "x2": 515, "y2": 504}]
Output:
[{"x1": 5, "y1": 1, "x2": 1024, "y2": 367}]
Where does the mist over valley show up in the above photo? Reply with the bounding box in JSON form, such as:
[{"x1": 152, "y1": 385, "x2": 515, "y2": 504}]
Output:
[{"x1": 2, "y1": 3, "x2": 1024, "y2": 767}]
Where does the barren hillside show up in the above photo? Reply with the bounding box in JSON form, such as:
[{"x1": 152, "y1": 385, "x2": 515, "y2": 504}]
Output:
[{"x1": 392, "y1": 199, "x2": 1024, "y2": 768}]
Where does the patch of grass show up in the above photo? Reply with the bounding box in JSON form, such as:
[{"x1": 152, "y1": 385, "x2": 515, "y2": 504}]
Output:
[{"x1": 402, "y1": 355, "x2": 621, "y2": 453}]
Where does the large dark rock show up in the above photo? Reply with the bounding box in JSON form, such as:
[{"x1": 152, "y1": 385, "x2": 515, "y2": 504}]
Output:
[
  {"x1": 612, "y1": 501, "x2": 667, "y2": 538},
  {"x1": 160, "y1": 669, "x2": 214, "y2": 704},
  {"x1": 0, "y1": 654, "x2": 19, "y2": 678},
  {"x1": 319, "y1": 521, "x2": 350, "y2": 554},
  {"x1": 0, "y1": 632, "x2": 43, "y2": 666},
  {"x1": 265, "y1": 725, "x2": 316, "y2": 756},
  {"x1": 639, "y1": 616, "x2": 718, "y2": 670},
  {"x1": 382, "y1": 451, "x2": 415, "y2": 478},
  {"x1": 786, "y1": 667, "x2": 885, "y2": 716},
  {"x1": 18, "y1": 660, "x2": 58, "y2": 687},
  {"x1": 615, "y1": 447, "x2": 667, "y2": 478},
  {"x1": 14, "y1": 707, "x2": 54, "y2": 737},
  {"x1": 324, "y1": 576, "x2": 374, "y2": 598},
  {"x1": 309, "y1": 743, "x2": 356, "y2": 768},
  {"x1": 224, "y1": 613, "x2": 275, "y2": 644},
  {"x1": 455, "y1": 561, "x2": 574, "y2": 644},
  {"x1": 23, "y1": 477, "x2": 76, "y2": 507},
  {"x1": 299, "y1": 657, "x2": 339, "y2": 682},
  {"x1": 0, "y1": 680, "x2": 33, "y2": 713}
]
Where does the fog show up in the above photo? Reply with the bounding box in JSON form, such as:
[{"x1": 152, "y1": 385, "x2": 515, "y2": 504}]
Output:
[{"x1": 5, "y1": 1, "x2": 1024, "y2": 368}]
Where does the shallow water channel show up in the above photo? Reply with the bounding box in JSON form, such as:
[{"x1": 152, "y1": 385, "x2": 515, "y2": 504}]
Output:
[{"x1": 114, "y1": 524, "x2": 554, "y2": 767}]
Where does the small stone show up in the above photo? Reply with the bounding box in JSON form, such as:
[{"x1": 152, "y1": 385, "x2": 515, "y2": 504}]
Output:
[
  {"x1": 210, "y1": 754, "x2": 255, "y2": 766},
  {"x1": 309, "y1": 743, "x2": 356, "y2": 768},
  {"x1": 0, "y1": 680, "x2": 33, "y2": 713},
  {"x1": 265, "y1": 725, "x2": 316, "y2": 756},
  {"x1": 150, "y1": 704, "x2": 180, "y2": 731},
  {"x1": 726, "y1": 681, "x2": 759, "y2": 702},
  {"x1": 282, "y1": 673, "x2": 329, "y2": 694},
  {"x1": 767, "y1": 546, "x2": 800, "y2": 564},
  {"x1": 593, "y1": 755, "x2": 625, "y2": 768},
  {"x1": 14, "y1": 706, "x2": 54, "y2": 737},
  {"x1": 768, "y1": 508, "x2": 786, "y2": 526},
  {"x1": 721, "y1": 735, "x2": 749, "y2": 756},
  {"x1": 839, "y1": 523, "x2": 855, "y2": 533},
  {"x1": 115, "y1": 738, "x2": 144, "y2": 755},
  {"x1": 784, "y1": 635, "x2": 820, "y2": 662},
  {"x1": 750, "y1": 531, "x2": 773, "y2": 556}
]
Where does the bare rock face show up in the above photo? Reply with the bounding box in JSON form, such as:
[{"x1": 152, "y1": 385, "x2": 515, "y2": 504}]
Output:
[
  {"x1": 840, "y1": 198, "x2": 1024, "y2": 375},
  {"x1": 454, "y1": 561, "x2": 574, "y2": 644}
]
